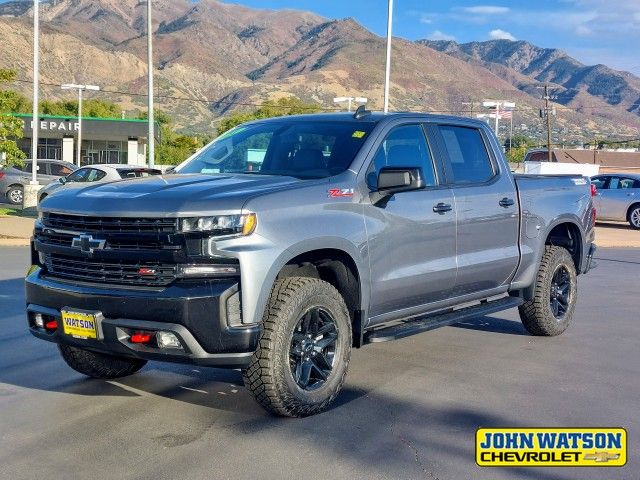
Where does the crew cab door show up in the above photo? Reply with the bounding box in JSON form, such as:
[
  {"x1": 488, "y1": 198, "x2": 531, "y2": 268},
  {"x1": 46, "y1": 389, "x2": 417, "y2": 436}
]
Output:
[
  {"x1": 427, "y1": 124, "x2": 520, "y2": 296},
  {"x1": 363, "y1": 123, "x2": 457, "y2": 321}
]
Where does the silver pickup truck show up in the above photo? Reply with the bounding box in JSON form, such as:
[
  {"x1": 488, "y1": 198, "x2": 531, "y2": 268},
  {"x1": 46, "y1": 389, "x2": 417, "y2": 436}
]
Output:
[{"x1": 26, "y1": 111, "x2": 596, "y2": 417}]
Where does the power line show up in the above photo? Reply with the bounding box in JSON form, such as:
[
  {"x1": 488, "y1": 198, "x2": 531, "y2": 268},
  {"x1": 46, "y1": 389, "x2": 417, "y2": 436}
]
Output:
[{"x1": 9, "y1": 78, "x2": 640, "y2": 114}]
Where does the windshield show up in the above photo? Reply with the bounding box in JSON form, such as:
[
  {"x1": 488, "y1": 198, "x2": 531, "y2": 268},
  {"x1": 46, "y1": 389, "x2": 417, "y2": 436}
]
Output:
[{"x1": 176, "y1": 120, "x2": 375, "y2": 179}]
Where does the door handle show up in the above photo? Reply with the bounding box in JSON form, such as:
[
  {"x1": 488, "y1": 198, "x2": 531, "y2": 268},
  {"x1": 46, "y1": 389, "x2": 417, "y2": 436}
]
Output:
[
  {"x1": 433, "y1": 202, "x2": 452, "y2": 214},
  {"x1": 499, "y1": 197, "x2": 515, "y2": 208}
]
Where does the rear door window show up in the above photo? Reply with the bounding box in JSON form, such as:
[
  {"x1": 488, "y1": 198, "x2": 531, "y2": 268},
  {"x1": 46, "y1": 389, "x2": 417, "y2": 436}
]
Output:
[
  {"x1": 436, "y1": 125, "x2": 495, "y2": 184},
  {"x1": 49, "y1": 163, "x2": 75, "y2": 176}
]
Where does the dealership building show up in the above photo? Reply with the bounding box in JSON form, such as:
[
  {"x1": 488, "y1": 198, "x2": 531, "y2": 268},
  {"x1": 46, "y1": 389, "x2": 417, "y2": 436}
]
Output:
[{"x1": 14, "y1": 113, "x2": 159, "y2": 166}]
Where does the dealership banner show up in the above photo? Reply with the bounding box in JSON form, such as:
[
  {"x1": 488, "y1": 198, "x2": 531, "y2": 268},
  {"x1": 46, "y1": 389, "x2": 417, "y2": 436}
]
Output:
[{"x1": 476, "y1": 428, "x2": 626, "y2": 467}]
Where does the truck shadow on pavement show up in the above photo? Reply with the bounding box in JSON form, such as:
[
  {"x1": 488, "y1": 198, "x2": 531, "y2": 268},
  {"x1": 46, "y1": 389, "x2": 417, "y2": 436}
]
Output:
[
  {"x1": 0, "y1": 276, "x2": 609, "y2": 480},
  {"x1": 452, "y1": 315, "x2": 528, "y2": 335}
]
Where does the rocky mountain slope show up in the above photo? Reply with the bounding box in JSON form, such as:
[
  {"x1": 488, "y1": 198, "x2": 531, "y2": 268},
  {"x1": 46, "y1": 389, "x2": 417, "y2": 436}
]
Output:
[{"x1": 1, "y1": 0, "x2": 638, "y2": 142}]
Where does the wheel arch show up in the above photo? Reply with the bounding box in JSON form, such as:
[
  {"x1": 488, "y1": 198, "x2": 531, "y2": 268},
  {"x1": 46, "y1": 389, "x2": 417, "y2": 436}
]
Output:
[
  {"x1": 626, "y1": 202, "x2": 640, "y2": 223},
  {"x1": 254, "y1": 240, "x2": 369, "y2": 346},
  {"x1": 544, "y1": 220, "x2": 584, "y2": 271}
]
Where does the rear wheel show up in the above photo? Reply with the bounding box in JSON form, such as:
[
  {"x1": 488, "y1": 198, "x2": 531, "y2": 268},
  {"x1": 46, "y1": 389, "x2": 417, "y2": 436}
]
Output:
[
  {"x1": 7, "y1": 185, "x2": 23, "y2": 205},
  {"x1": 519, "y1": 246, "x2": 577, "y2": 336},
  {"x1": 58, "y1": 344, "x2": 147, "y2": 379},
  {"x1": 243, "y1": 277, "x2": 352, "y2": 417},
  {"x1": 628, "y1": 204, "x2": 640, "y2": 230}
]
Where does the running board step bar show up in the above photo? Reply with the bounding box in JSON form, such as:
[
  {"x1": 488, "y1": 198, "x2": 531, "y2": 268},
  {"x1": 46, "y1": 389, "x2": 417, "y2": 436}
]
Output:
[{"x1": 363, "y1": 296, "x2": 524, "y2": 344}]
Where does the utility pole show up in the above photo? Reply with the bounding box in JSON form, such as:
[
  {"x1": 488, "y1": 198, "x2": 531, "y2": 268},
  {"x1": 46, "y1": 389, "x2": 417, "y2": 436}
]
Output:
[
  {"x1": 147, "y1": 0, "x2": 155, "y2": 168},
  {"x1": 544, "y1": 84, "x2": 552, "y2": 162},
  {"x1": 462, "y1": 100, "x2": 475, "y2": 117}
]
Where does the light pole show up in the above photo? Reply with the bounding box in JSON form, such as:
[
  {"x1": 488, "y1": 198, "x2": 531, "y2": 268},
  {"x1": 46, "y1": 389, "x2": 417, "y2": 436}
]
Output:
[
  {"x1": 61, "y1": 84, "x2": 100, "y2": 166},
  {"x1": 31, "y1": 0, "x2": 39, "y2": 186},
  {"x1": 333, "y1": 96, "x2": 368, "y2": 112},
  {"x1": 383, "y1": 0, "x2": 394, "y2": 113},
  {"x1": 482, "y1": 100, "x2": 515, "y2": 138},
  {"x1": 147, "y1": 0, "x2": 155, "y2": 168}
]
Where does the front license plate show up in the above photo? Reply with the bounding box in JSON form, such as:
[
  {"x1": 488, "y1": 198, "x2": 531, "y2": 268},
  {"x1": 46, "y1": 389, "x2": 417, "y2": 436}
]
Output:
[{"x1": 61, "y1": 310, "x2": 99, "y2": 339}]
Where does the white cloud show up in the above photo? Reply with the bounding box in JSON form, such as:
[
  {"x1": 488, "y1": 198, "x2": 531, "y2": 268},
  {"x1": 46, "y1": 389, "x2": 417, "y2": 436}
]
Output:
[
  {"x1": 575, "y1": 25, "x2": 592, "y2": 36},
  {"x1": 427, "y1": 30, "x2": 456, "y2": 41},
  {"x1": 420, "y1": 14, "x2": 433, "y2": 25},
  {"x1": 462, "y1": 6, "x2": 510, "y2": 15},
  {"x1": 488, "y1": 29, "x2": 516, "y2": 41}
]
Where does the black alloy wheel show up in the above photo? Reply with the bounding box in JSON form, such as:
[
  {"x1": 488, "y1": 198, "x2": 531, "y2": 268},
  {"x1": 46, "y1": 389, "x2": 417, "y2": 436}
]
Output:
[
  {"x1": 549, "y1": 265, "x2": 572, "y2": 320},
  {"x1": 289, "y1": 307, "x2": 338, "y2": 391}
]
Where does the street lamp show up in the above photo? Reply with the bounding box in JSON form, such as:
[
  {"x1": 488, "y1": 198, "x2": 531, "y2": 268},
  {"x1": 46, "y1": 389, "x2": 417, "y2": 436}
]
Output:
[
  {"x1": 30, "y1": 0, "x2": 39, "y2": 186},
  {"x1": 333, "y1": 96, "x2": 368, "y2": 112},
  {"x1": 61, "y1": 84, "x2": 100, "y2": 166},
  {"x1": 482, "y1": 100, "x2": 515, "y2": 137},
  {"x1": 383, "y1": 0, "x2": 394, "y2": 114},
  {"x1": 147, "y1": 0, "x2": 155, "y2": 168}
]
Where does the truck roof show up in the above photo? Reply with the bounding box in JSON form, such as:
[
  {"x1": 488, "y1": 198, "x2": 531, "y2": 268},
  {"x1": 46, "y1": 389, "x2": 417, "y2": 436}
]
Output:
[{"x1": 247, "y1": 111, "x2": 490, "y2": 129}]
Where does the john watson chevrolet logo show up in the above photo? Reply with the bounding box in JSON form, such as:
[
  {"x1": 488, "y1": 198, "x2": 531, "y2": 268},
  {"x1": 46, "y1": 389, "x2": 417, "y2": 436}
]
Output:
[{"x1": 476, "y1": 428, "x2": 626, "y2": 467}]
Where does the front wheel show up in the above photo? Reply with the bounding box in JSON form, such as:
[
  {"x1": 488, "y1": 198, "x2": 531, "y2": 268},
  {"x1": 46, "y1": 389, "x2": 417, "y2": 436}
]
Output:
[
  {"x1": 519, "y1": 246, "x2": 578, "y2": 336},
  {"x1": 628, "y1": 204, "x2": 640, "y2": 230},
  {"x1": 243, "y1": 277, "x2": 352, "y2": 417}
]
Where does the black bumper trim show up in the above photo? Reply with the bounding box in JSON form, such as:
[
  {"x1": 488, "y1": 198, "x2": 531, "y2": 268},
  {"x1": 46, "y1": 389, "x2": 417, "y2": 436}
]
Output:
[
  {"x1": 25, "y1": 268, "x2": 261, "y2": 365},
  {"x1": 27, "y1": 304, "x2": 256, "y2": 368}
]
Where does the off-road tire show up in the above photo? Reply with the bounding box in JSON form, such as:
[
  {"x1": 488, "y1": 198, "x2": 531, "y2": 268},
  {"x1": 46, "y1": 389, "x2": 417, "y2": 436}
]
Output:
[
  {"x1": 243, "y1": 277, "x2": 352, "y2": 417},
  {"x1": 58, "y1": 344, "x2": 147, "y2": 379},
  {"x1": 519, "y1": 246, "x2": 577, "y2": 336},
  {"x1": 627, "y1": 204, "x2": 640, "y2": 230},
  {"x1": 7, "y1": 185, "x2": 23, "y2": 205}
]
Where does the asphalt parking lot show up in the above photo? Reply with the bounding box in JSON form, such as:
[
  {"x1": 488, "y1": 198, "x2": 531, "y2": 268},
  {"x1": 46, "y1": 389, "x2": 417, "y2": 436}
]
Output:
[{"x1": 1, "y1": 246, "x2": 638, "y2": 480}]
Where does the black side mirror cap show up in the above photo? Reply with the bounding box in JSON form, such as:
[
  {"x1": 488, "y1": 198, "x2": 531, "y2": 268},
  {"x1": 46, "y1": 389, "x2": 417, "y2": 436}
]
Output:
[
  {"x1": 59, "y1": 177, "x2": 67, "y2": 184},
  {"x1": 377, "y1": 167, "x2": 425, "y2": 194}
]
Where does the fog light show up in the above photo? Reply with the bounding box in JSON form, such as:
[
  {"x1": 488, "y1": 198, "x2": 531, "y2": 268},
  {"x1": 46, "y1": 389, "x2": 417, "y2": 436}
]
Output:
[
  {"x1": 34, "y1": 313, "x2": 44, "y2": 328},
  {"x1": 156, "y1": 331, "x2": 182, "y2": 349},
  {"x1": 45, "y1": 320, "x2": 58, "y2": 331}
]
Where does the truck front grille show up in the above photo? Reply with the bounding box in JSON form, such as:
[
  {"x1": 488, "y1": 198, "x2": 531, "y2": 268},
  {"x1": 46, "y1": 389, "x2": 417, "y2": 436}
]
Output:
[
  {"x1": 43, "y1": 253, "x2": 178, "y2": 287},
  {"x1": 42, "y1": 213, "x2": 178, "y2": 234}
]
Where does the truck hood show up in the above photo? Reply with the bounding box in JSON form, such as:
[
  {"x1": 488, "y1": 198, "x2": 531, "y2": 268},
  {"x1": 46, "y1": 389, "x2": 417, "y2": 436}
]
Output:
[{"x1": 39, "y1": 173, "x2": 307, "y2": 216}]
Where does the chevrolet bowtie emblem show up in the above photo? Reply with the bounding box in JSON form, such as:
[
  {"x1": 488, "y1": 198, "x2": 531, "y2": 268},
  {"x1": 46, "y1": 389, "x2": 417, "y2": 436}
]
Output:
[
  {"x1": 71, "y1": 234, "x2": 106, "y2": 255},
  {"x1": 583, "y1": 451, "x2": 621, "y2": 463}
]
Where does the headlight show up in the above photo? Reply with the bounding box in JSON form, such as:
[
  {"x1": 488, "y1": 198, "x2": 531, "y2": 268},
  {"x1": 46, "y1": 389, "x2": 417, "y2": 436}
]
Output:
[{"x1": 179, "y1": 213, "x2": 257, "y2": 236}]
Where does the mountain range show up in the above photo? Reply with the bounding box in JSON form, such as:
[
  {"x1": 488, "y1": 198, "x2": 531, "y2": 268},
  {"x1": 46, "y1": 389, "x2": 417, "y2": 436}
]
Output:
[{"x1": 1, "y1": 0, "x2": 638, "y2": 143}]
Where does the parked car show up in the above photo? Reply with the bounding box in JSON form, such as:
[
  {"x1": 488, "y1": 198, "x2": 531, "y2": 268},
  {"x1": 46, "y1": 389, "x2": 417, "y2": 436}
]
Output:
[
  {"x1": 0, "y1": 159, "x2": 77, "y2": 205},
  {"x1": 38, "y1": 164, "x2": 162, "y2": 203},
  {"x1": 591, "y1": 173, "x2": 640, "y2": 229},
  {"x1": 27, "y1": 112, "x2": 596, "y2": 417}
]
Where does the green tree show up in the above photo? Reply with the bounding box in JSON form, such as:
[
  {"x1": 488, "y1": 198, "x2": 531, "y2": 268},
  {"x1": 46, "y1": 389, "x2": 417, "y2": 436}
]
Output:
[
  {"x1": 504, "y1": 134, "x2": 536, "y2": 164},
  {"x1": 216, "y1": 97, "x2": 322, "y2": 136},
  {"x1": 0, "y1": 69, "x2": 27, "y2": 166},
  {"x1": 40, "y1": 98, "x2": 122, "y2": 118}
]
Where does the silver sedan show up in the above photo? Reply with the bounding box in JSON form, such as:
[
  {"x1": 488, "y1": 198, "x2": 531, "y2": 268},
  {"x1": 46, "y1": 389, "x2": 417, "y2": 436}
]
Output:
[
  {"x1": 38, "y1": 164, "x2": 162, "y2": 203},
  {"x1": 591, "y1": 173, "x2": 640, "y2": 229}
]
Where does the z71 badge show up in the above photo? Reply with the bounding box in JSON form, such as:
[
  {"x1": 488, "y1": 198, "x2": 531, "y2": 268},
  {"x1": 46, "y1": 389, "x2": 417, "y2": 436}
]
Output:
[{"x1": 328, "y1": 188, "x2": 354, "y2": 198}]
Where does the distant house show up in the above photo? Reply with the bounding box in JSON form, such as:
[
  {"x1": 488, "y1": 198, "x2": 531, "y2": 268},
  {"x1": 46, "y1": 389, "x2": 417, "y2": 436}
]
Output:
[{"x1": 524, "y1": 148, "x2": 640, "y2": 174}]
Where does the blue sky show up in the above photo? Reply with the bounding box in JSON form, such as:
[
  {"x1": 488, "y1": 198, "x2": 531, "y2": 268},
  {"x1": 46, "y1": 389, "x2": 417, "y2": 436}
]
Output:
[
  {"x1": 2, "y1": 0, "x2": 638, "y2": 74},
  {"x1": 233, "y1": 0, "x2": 640, "y2": 75}
]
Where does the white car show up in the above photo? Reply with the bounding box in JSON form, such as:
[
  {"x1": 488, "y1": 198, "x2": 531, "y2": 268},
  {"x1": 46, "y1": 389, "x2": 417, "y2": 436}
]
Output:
[{"x1": 38, "y1": 164, "x2": 162, "y2": 203}]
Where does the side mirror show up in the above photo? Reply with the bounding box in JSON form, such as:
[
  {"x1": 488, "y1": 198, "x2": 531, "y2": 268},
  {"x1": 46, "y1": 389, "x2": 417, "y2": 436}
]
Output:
[
  {"x1": 59, "y1": 177, "x2": 67, "y2": 184},
  {"x1": 377, "y1": 167, "x2": 425, "y2": 194}
]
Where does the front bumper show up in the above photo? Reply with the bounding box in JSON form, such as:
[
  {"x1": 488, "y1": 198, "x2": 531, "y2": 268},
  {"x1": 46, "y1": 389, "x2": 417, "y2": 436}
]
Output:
[{"x1": 25, "y1": 268, "x2": 261, "y2": 368}]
